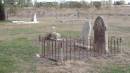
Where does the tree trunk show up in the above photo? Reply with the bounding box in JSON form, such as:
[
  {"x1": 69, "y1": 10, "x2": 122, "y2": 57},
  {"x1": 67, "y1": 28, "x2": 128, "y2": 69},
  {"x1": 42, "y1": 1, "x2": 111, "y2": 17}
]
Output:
[{"x1": 0, "y1": 1, "x2": 5, "y2": 21}]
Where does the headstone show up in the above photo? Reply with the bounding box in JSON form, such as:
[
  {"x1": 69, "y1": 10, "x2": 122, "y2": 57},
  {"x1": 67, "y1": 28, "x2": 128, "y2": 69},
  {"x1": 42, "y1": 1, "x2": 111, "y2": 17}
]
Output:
[
  {"x1": 81, "y1": 19, "x2": 92, "y2": 44},
  {"x1": 76, "y1": 9, "x2": 80, "y2": 18},
  {"x1": 32, "y1": 13, "x2": 39, "y2": 23},
  {"x1": 31, "y1": 0, "x2": 39, "y2": 23},
  {"x1": 93, "y1": 16, "x2": 106, "y2": 53}
]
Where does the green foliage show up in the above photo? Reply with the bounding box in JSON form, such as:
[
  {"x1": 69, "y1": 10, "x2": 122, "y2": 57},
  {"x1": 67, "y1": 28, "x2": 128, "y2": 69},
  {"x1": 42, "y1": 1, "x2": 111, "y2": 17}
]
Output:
[
  {"x1": 4, "y1": 0, "x2": 32, "y2": 7},
  {"x1": 67, "y1": 1, "x2": 82, "y2": 8},
  {"x1": 81, "y1": 1, "x2": 90, "y2": 8},
  {"x1": 114, "y1": 1, "x2": 125, "y2": 5},
  {"x1": 62, "y1": 1, "x2": 90, "y2": 8},
  {"x1": 35, "y1": 1, "x2": 91, "y2": 8},
  {"x1": 36, "y1": 2, "x2": 59, "y2": 8}
]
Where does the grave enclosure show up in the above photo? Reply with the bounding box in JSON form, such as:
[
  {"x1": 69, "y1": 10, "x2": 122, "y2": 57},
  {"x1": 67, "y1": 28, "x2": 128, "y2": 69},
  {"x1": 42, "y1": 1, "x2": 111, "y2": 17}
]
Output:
[{"x1": 38, "y1": 16, "x2": 123, "y2": 63}]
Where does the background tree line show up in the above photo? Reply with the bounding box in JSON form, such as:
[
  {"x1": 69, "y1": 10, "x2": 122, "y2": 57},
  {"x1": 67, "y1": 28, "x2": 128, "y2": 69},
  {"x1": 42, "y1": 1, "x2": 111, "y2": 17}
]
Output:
[
  {"x1": 3, "y1": 0, "x2": 126, "y2": 8},
  {"x1": 0, "y1": 0, "x2": 126, "y2": 21},
  {"x1": 36, "y1": 1, "x2": 126, "y2": 8}
]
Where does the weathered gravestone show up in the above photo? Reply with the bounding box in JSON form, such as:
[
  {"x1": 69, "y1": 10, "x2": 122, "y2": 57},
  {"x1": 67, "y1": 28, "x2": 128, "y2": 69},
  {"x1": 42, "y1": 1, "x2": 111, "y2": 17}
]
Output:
[
  {"x1": 93, "y1": 16, "x2": 107, "y2": 53},
  {"x1": 81, "y1": 19, "x2": 92, "y2": 44},
  {"x1": 76, "y1": 9, "x2": 80, "y2": 18}
]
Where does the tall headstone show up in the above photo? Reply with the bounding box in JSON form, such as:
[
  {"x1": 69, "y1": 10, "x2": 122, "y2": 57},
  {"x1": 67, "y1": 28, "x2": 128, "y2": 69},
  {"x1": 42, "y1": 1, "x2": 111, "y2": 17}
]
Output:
[
  {"x1": 31, "y1": 0, "x2": 39, "y2": 23},
  {"x1": 93, "y1": 16, "x2": 106, "y2": 53},
  {"x1": 32, "y1": 13, "x2": 38, "y2": 23},
  {"x1": 81, "y1": 19, "x2": 92, "y2": 43}
]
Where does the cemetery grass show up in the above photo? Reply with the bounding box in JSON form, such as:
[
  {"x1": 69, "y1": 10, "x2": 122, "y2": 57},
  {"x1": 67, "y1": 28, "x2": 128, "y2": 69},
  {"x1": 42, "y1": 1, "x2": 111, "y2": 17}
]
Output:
[
  {"x1": 0, "y1": 22, "x2": 130, "y2": 73},
  {"x1": 1, "y1": 7, "x2": 130, "y2": 73},
  {"x1": 0, "y1": 37, "x2": 39, "y2": 73},
  {"x1": 0, "y1": 22, "x2": 81, "y2": 73}
]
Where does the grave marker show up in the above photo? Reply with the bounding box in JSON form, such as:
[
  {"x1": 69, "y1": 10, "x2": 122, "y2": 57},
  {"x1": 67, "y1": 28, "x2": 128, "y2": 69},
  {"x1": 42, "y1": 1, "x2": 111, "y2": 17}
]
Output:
[
  {"x1": 93, "y1": 16, "x2": 107, "y2": 53},
  {"x1": 32, "y1": 13, "x2": 38, "y2": 23},
  {"x1": 81, "y1": 19, "x2": 92, "y2": 44}
]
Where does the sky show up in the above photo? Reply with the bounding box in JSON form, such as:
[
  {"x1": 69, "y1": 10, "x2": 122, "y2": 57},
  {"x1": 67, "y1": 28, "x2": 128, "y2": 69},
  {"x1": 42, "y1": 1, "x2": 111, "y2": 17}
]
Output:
[{"x1": 36, "y1": 0, "x2": 130, "y2": 4}]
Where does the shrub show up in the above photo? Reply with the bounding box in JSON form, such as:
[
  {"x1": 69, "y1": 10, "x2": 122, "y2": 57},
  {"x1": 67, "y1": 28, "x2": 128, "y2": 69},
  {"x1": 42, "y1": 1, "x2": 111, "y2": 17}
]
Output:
[
  {"x1": 60, "y1": 1, "x2": 82, "y2": 8},
  {"x1": 92, "y1": 1, "x2": 102, "y2": 9},
  {"x1": 114, "y1": 1, "x2": 125, "y2": 5}
]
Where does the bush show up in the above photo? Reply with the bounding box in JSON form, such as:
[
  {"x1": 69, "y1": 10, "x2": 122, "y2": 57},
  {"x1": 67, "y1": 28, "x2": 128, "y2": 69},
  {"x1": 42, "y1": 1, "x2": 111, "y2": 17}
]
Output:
[
  {"x1": 114, "y1": 1, "x2": 125, "y2": 5},
  {"x1": 60, "y1": 1, "x2": 82, "y2": 8},
  {"x1": 81, "y1": 1, "x2": 90, "y2": 8},
  {"x1": 37, "y1": 2, "x2": 59, "y2": 8},
  {"x1": 92, "y1": 1, "x2": 102, "y2": 9}
]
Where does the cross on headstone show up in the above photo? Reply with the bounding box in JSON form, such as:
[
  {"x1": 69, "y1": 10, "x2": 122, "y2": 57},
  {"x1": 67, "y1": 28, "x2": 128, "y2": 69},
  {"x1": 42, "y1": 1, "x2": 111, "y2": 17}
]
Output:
[{"x1": 93, "y1": 16, "x2": 106, "y2": 53}]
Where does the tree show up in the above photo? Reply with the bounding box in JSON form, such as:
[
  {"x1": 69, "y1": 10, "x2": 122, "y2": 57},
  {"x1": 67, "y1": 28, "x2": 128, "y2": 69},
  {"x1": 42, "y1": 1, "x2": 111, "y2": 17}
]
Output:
[
  {"x1": 60, "y1": 1, "x2": 82, "y2": 8},
  {"x1": 19, "y1": 0, "x2": 32, "y2": 7},
  {"x1": 0, "y1": 0, "x2": 5, "y2": 20},
  {"x1": 80, "y1": 1, "x2": 90, "y2": 8},
  {"x1": 4, "y1": 0, "x2": 32, "y2": 7},
  {"x1": 114, "y1": 1, "x2": 125, "y2": 5},
  {"x1": 92, "y1": 1, "x2": 102, "y2": 9}
]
